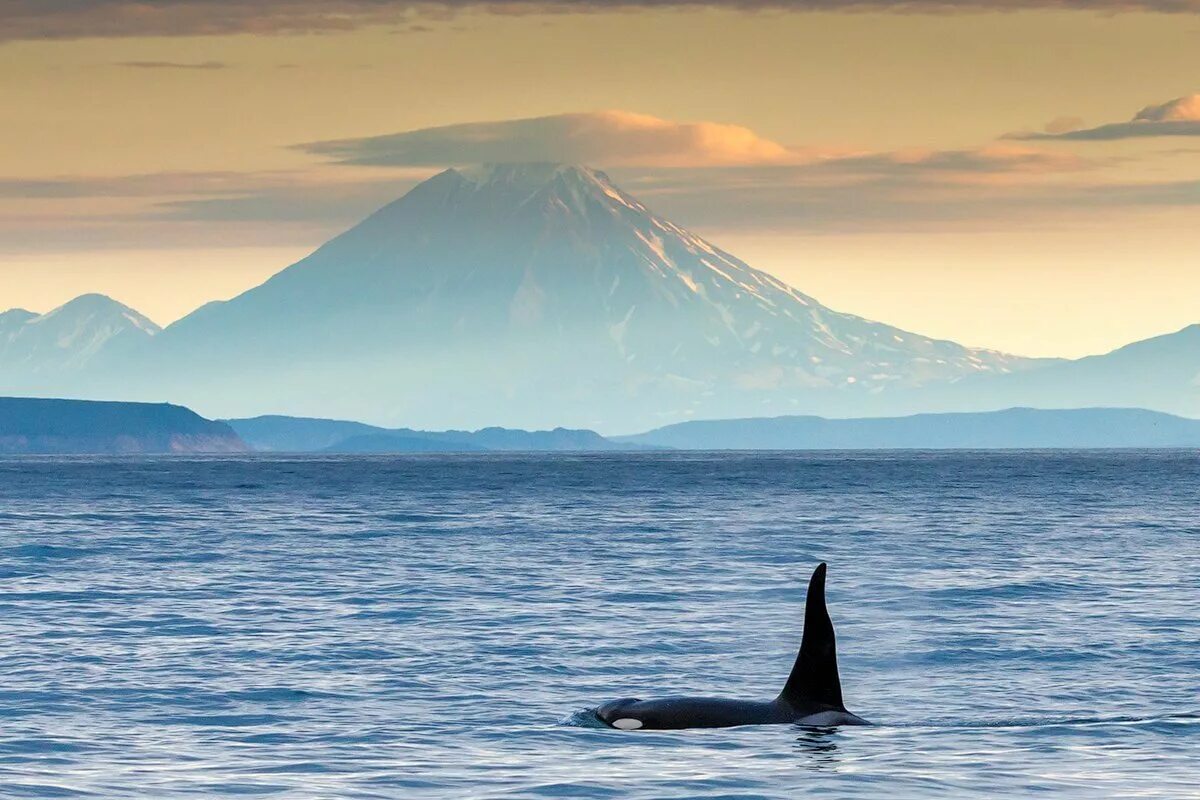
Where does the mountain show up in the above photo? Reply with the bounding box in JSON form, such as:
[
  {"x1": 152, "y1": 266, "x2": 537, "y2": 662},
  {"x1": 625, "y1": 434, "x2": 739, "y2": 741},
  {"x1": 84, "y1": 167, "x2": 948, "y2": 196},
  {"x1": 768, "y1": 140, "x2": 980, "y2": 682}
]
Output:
[
  {"x1": 0, "y1": 396, "x2": 247, "y2": 454},
  {"x1": 902, "y1": 324, "x2": 1200, "y2": 419},
  {"x1": 322, "y1": 433, "x2": 488, "y2": 453},
  {"x1": 464, "y1": 426, "x2": 624, "y2": 451},
  {"x1": 0, "y1": 294, "x2": 160, "y2": 390},
  {"x1": 0, "y1": 308, "x2": 37, "y2": 338},
  {"x1": 45, "y1": 163, "x2": 1047, "y2": 432},
  {"x1": 622, "y1": 407, "x2": 1200, "y2": 450},
  {"x1": 226, "y1": 414, "x2": 642, "y2": 452},
  {"x1": 223, "y1": 415, "x2": 383, "y2": 452}
]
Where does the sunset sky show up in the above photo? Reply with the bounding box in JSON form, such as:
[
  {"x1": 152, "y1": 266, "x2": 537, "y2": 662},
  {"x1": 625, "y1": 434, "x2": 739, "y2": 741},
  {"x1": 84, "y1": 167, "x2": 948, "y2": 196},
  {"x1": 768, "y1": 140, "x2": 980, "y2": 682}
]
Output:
[{"x1": 2, "y1": 1, "x2": 1198, "y2": 358}]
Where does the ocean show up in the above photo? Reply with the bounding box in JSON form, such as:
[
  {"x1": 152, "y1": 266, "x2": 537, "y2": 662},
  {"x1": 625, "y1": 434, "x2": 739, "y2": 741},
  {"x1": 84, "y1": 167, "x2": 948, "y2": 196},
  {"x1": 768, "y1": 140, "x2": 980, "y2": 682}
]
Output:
[{"x1": 1, "y1": 452, "x2": 1197, "y2": 798}]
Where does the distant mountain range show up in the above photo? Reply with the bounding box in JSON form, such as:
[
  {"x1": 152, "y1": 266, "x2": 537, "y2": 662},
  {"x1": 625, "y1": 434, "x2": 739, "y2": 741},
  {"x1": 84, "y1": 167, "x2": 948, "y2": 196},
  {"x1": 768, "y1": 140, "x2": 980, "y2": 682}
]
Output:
[
  {"x1": 0, "y1": 399, "x2": 641, "y2": 454},
  {"x1": 620, "y1": 407, "x2": 1200, "y2": 450},
  {"x1": 232, "y1": 407, "x2": 1200, "y2": 452},
  {"x1": 6, "y1": 401, "x2": 1199, "y2": 454},
  {"x1": 225, "y1": 415, "x2": 639, "y2": 453},
  {"x1": 895, "y1": 325, "x2": 1200, "y2": 420},
  {"x1": 2, "y1": 163, "x2": 1198, "y2": 429}
]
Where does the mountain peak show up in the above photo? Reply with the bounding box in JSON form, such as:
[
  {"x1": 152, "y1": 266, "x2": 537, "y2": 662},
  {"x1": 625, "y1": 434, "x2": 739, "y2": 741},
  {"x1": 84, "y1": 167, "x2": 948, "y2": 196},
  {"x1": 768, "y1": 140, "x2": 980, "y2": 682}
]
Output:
[
  {"x1": 450, "y1": 162, "x2": 606, "y2": 190},
  {"x1": 442, "y1": 162, "x2": 628, "y2": 212},
  {"x1": 37, "y1": 293, "x2": 161, "y2": 335},
  {"x1": 1, "y1": 294, "x2": 161, "y2": 379},
  {"x1": 55, "y1": 292, "x2": 134, "y2": 310},
  {"x1": 335, "y1": 162, "x2": 630, "y2": 239},
  {"x1": 0, "y1": 307, "x2": 37, "y2": 324}
]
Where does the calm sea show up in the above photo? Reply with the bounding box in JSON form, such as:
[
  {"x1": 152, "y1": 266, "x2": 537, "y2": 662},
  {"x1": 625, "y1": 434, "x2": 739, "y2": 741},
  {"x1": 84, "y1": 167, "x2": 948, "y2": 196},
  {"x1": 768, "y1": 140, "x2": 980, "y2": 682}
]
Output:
[{"x1": 1, "y1": 452, "x2": 1197, "y2": 798}]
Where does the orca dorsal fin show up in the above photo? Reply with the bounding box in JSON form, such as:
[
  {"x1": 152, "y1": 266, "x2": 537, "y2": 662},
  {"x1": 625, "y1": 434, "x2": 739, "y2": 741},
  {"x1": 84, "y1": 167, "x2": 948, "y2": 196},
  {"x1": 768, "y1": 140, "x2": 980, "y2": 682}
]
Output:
[{"x1": 778, "y1": 562, "x2": 846, "y2": 712}]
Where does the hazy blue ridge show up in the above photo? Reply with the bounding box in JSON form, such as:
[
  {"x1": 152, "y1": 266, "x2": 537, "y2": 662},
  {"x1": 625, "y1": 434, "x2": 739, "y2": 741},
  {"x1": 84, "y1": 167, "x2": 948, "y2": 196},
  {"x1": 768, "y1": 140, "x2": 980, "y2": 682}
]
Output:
[
  {"x1": 619, "y1": 407, "x2": 1200, "y2": 450},
  {"x1": 323, "y1": 433, "x2": 489, "y2": 453},
  {"x1": 10, "y1": 402, "x2": 1197, "y2": 454},
  {"x1": 221, "y1": 414, "x2": 387, "y2": 452},
  {"x1": 225, "y1": 414, "x2": 645, "y2": 452},
  {"x1": 457, "y1": 426, "x2": 632, "y2": 451},
  {"x1": 0, "y1": 396, "x2": 246, "y2": 454}
]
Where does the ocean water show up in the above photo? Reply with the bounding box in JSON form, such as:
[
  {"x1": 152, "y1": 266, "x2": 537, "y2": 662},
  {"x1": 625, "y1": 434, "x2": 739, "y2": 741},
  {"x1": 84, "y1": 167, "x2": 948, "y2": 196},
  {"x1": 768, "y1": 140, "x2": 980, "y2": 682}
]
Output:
[{"x1": 1, "y1": 452, "x2": 1197, "y2": 799}]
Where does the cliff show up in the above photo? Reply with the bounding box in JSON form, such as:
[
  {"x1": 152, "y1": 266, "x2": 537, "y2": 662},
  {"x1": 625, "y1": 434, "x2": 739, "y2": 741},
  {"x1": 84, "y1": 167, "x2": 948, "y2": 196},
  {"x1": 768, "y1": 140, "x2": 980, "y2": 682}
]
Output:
[{"x1": 0, "y1": 397, "x2": 248, "y2": 454}]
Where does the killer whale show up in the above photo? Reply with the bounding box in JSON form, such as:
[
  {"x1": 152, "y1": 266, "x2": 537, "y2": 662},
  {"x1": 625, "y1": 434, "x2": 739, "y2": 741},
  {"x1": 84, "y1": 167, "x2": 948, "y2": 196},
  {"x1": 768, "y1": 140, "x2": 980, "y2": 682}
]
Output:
[{"x1": 595, "y1": 563, "x2": 868, "y2": 730}]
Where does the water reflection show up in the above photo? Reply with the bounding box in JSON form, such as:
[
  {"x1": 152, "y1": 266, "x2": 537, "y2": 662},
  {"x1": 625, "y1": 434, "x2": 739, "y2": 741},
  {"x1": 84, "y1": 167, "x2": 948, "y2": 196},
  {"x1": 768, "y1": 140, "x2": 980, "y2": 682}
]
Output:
[{"x1": 793, "y1": 726, "x2": 839, "y2": 770}]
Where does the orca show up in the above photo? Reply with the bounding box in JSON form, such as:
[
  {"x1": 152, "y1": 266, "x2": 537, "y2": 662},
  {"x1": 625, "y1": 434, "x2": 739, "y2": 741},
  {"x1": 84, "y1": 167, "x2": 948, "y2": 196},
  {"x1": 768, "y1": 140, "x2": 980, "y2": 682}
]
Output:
[{"x1": 594, "y1": 563, "x2": 868, "y2": 730}]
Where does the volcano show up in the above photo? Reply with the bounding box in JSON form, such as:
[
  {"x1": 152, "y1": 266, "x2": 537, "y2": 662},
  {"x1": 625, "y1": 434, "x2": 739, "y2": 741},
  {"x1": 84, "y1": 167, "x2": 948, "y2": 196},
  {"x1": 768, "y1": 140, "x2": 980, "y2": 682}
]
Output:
[{"x1": 4, "y1": 164, "x2": 1047, "y2": 431}]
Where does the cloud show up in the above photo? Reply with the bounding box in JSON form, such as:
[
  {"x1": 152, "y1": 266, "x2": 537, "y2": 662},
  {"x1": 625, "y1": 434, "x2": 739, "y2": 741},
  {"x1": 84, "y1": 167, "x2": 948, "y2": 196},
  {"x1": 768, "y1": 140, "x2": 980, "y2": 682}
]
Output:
[
  {"x1": 810, "y1": 144, "x2": 1088, "y2": 177},
  {"x1": 142, "y1": 154, "x2": 1186, "y2": 240},
  {"x1": 114, "y1": 60, "x2": 228, "y2": 70},
  {"x1": 3, "y1": 1, "x2": 1199, "y2": 42},
  {"x1": 1, "y1": 110, "x2": 1104, "y2": 254},
  {"x1": 0, "y1": 168, "x2": 429, "y2": 253},
  {"x1": 155, "y1": 180, "x2": 417, "y2": 224},
  {"x1": 1, "y1": 159, "x2": 1191, "y2": 255},
  {"x1": 299, "y1": 110, "x2": 801, "y2": 168},
  {"x1": 1043, "y1": 116, "x2": 1085, "y2": 134},
  {"x1": 1135, "y1": 94, "x2": 1200, "y2": 122},
  {"x1": 611, "y1": 165, "x2": 1195, "y2": 234},
  {"x1": 0, "y1": 168, "x2": 435, "y2": 223},
  {"x1": 0, "y1": 171, "x2": 291, "y2": 199},
  {"x1": 299, "y1": 111, "x2": 1088, "y2": 179},
  {"x1": 0, "y1": 103, "x2": 1179, "y2": 257},
  {"x1": 600, "y1": 144, "x2": 1098, "y2": 233},
  {"x1": 1011, "y1": 94, "x2": 1200, "y2": 140}
]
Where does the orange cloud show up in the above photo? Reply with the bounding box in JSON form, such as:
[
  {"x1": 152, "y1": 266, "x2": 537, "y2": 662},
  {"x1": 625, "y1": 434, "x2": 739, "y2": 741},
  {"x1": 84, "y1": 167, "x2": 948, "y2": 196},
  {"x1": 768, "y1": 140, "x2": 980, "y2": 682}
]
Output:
[
  {"x1": 6, "y1": 2, "x2": 1200, "y2": 42},
  {"x1": 301, "y1": 110, "x2": 805, "y2": 168},
  {"x1": 1135, "y1": 94, "x2": 1200, "y2": 122},
  {"x1": 0, "y1": 112, "x2": 1110, "y2": 252},
  {"x1": 1011, "y1": 93, "x2": 1200, "y2": 140}
]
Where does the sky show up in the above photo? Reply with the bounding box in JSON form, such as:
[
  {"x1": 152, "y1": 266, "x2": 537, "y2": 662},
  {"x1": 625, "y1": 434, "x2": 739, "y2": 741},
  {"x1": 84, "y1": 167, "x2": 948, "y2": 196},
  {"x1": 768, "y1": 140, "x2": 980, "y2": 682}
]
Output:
[{"x1": 2, "y1": 1, "x2": 1198, "y2": 358}]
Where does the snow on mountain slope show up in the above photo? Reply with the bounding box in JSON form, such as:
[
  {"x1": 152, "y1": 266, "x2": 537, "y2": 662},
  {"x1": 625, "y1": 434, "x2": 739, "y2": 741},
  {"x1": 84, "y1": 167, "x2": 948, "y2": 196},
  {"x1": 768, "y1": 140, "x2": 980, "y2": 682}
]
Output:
[
  {"x1": 3, "y1": 165, "x2": 1058, "y2": 430},
  {"x1": 166, "y1": 164, "x2": 1033, "y2": 380},
  {"x1": 119, "y1": 163, "x2": 1049, "y2": 430},
  {"x1": 0, "y1": 308, "x2": 37, "y2": 340},
  {"x1": 0, "y1": 294, "x2": 160, "y2": 380}
]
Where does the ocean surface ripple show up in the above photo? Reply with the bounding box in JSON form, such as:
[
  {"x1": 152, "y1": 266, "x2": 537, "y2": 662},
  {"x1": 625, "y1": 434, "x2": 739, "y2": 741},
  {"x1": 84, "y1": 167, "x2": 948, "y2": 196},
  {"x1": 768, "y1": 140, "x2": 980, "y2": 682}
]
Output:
[{"x1": 0, "y1": 451, "x2": 1197, "y2": 798}]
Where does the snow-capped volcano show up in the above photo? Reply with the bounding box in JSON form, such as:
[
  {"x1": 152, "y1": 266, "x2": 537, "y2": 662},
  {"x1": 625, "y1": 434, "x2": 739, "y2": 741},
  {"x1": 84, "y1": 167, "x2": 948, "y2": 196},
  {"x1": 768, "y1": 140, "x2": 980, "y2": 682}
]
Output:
[
  {"x1": 4, "y1": 165, "x2": 1049, "y2": 430},
  {"x1": 0, "y1": 294, "x2": 160, "y2": 386}
]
